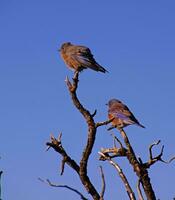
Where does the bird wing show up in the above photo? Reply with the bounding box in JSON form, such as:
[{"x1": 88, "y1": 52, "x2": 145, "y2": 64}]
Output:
[
  {"x1": 64, "y1": 45, "x2": 107, "y2": 72},
  {"x1": 109, "y1": 109, "x2": 130, "y2": 121},
  {"x1": 109, "y1": 104, "x2": 139, "y2": 124},
  {"x1": 70, "y1": 45, "x2": 97, "y2": 66}
]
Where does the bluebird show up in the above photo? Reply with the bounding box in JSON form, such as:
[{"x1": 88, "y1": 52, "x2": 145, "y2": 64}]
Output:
[
  {"x1": 107, "y1": 99, "x2": 145, "y2": 129},
  {"x1": 59, "y1": 42, "x2": 108, "y2": 73}
]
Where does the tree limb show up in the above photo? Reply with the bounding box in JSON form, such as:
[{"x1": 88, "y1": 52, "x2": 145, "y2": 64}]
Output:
[
  {"x1": 38, "y1": 178, "x2": 88, "y2": 200},
  {"x1": 46, "y1": 133, "x2": 80, "y2": 174},
  {"x1": 91, "y1": 109, "x2": 97, "y2": 117},
  {"x1": 143, "y1": 140, "x2": 175, "y2": 168},
  {"x1": 99, "y1": 166, "x2": 106, "y2": 200},
  {"x1": 95, "y1": 118, "x2": 114, "y2": 128},
  {"x1": 118, "y1": 128, "x2": 156, "y2": 200},
  {"x1": 99, "y1": 146, "x2": 127, "y2": 160},
  {"x1": 65, "y1": 72, "x2": 100, "y2": 199},
  {"x1": 99, "y1": 133, "x2": 127, "y2": 160},
  {"x1": 137, "y1": 179, "x2": 144, "y2": 200},
  {"x1": 0, "y1": 171, "x2": 2, "y2": 200},
  {"x1": 98, "y1": 152, "x2": 136, "y2": 200}
]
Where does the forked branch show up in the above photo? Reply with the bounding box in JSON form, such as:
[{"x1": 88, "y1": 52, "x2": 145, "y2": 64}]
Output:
[
  {"x1": 46, "y1": 133, "x2": 80, "y2": 174},
  {"x1": 99, "y1": 134, "x2": 127, "y2": 160},
  {"x1": 143, "y1": 140, "x2": 175, "y2": 168}
]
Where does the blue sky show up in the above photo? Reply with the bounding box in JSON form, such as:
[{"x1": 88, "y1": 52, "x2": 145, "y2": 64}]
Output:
[{"x1": 0, "y1": 1, "x2": 175, "y2": 199}]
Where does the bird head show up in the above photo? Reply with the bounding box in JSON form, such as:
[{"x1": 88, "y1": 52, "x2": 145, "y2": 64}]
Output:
[
  {"x1": 58, "y1": 42, "x2": 72, "y2": 52},
  {"x1": 106, "y1": 99, "x2": 122, "y2": 107}
]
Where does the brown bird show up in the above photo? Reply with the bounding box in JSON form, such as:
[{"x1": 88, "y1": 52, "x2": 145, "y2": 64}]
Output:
[
  {"x1": 107, "y1": 99, "x2": 145, "y2": 129},
  {"x1": 59, "y1": 42, "x2": 108, "y2": 73}
]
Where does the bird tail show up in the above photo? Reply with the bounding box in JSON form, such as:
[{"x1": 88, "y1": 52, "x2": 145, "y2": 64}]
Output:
[
  {"x1": 137, "y1": 123, "x2": 145, "y2": 128},
  {"x1": 98, "y1": 65, "x2": 108, "y2": 73},
  {"x1": 91, "y1": 62, "x2": 108, "y2": 73}
]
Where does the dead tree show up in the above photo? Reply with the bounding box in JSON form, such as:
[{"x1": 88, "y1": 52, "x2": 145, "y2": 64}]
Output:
[{"x1": 45, "y1": 72, "x2": 174, "y2": 200}]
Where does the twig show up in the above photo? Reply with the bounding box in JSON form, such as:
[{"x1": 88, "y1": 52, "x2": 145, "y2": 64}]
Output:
[
  {"x1": 99, "y1": 166, "x2": 105, "y2": 200},
  {"x1": 107, "y1": 125, "x2": 117, "y2": 131},
  {"x1": 149, "y1": 140, "x2": 161, "y2": 160},
  {"x1": 99, "y1": 133, "x2": 127, "y2": 160},
  {"x1": 98, "y1": 152, "x2": 136, "y2": 200},
  {"x1": 46, "y1": 133, "x2": 80, "y2": 174},
  {"x1": 91, "y1": 109, "x2": 97, "y2": 117},
  {"x1": 60, "y1": 157, "x2": 66, "y2": 175},
  {"x1": 96, "y1": 118, "x2": 114, "y2": 128},
  {"x1": 110, "y1": 132, "x2": 123, "y2": 148},
  {"x1": 65, "y1": 71, "x2": 79, "y2": 92},
  {"x1": 137, "y1": 179, "x2": 144, "y2": 200},
  {"x1": 99, "y1": 146, "x2": 127, "y2": 159},
  {"x1": 0, "y1": 171, "x2": 2, "y2": 200},
  {"x1": 161, "y1": 156, "x2": 175, "y2": 164},
  {"x1": 38, "y1": 178, "x2": 88, "y2": 200},
  {"x1": 138, "y1": 157, "x2": 143, "y2": 165},
  {"x1": 143, "y1": 140, "x2": 175, "y2": 168}
]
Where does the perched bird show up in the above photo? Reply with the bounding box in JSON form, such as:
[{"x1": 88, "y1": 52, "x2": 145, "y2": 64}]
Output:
[
  {"x1": 107, "y1": 99, "x2": 145, "y2": 129},
  {"x1": 59, "y1": 42, "x2": 108, "y2": 73}
]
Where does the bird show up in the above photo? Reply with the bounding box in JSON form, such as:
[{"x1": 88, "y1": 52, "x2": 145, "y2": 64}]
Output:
[
  {"x1": 107, "y1": 99, "x2": 145, "y2": 129},
  {"x1": 59, "y1": 42, "x2": 108, "y2": 73}
]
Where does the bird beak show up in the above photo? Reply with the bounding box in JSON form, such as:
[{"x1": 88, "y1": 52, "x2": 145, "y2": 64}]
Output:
[
  {"x1": 58, "y1": 49, "x2": 61, "y2": 52},
  {"x1": 105, "y1": 103, "x2": 108, "y2": 106}
]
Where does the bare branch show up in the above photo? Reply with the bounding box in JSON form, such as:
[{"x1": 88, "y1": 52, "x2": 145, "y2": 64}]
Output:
[
  {"x1": 99, "y1": 132, "x2": 127, "y2": 160},
  {"x1": 118, "y1": 128, "x2": 156, "y2": 200},
  {"x1": 65, "y1": 72, "x2": 100, "y2": 199},
  {"x1": 65, "y1": 71, "x2": 79, "y2": 92},
  {"x1": 138, "y1": 157, "x2": 143, "y2": 165},
  {"x1": 91, "y1": 109, "x2": 97, "y2": 117},
  {"x1": 107, "y1": 125, "x2": 117, "y2": 131},
  {"x1": 96, "y1": 118, "x2": 114, "y2": 128},
  {"x1": 137, "y1": 179, "x2": 144, "y2": 200},
  {"x1": 161, "y1": 156, "x2": 175, "y2": 164},
  {"x1": 46, "y1": 134, "x2": 80, "y2": 174},
  {"x1": 38, "y1": 178, "x2": 88, "y2": 200},
  {"x1": 99, "y1": 146, "x2": 127, "y2": 161},
  {"x1": 143, "y1": 140, "x2": 175, "y2": 168},
  {"x1": 65, "y1": 76, "x2": 73, "y2": 91},
  {"x1": 60, "y1": 157, "x2": 66, "y2": 175},
  {"x1": 149, "y1": 140, "x2": 161, "y2": 160},
  {"x1": 0, "y1": 171, "x2": 2, "y2": 200},
  {"x1": 98, "y1": 152, "x2": 136, "y2": 200},
  {"x1": 99, "y1": 166, "x2": 106, "y2": 200},
  {"x1": 110, "y1": 132, "x2": 123, "y2": 148}
]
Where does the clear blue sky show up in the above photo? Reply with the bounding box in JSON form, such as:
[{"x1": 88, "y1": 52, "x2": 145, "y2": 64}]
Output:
[{"x1": 0, "y1": 1, "x2": 175, "y2": 199}]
